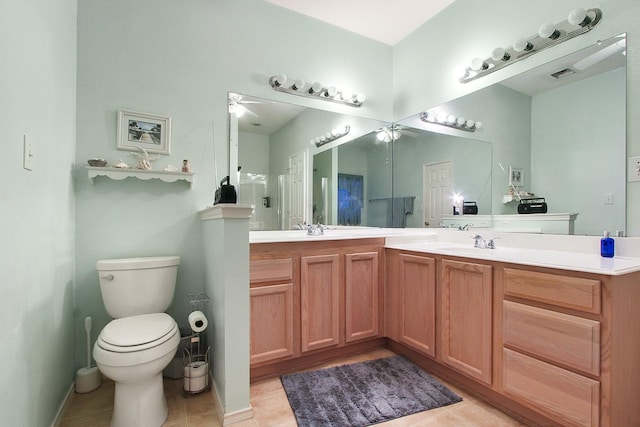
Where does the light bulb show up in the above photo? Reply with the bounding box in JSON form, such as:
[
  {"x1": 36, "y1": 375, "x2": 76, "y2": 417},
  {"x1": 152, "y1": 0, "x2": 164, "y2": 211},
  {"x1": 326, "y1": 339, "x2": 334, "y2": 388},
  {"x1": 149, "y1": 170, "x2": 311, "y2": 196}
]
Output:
[
  {"x1": 475, "y1": 121, "x2": 483, "y2": 129},
  {"x1": 355, "y1": 93, "x2": 366, "y2": 103},
  {"x1": 308, "y1": 82, "x2": 322, "y2": 94},
  {"x1": 568, "y1": 8, "x2": 591, "y2": 26},
  {"x1": 465, "y1": 119, "x2": 475, "y2": 128},
  {"x1": 538, "y1": 22, "x2": 560, "y2": 39},
  {"x1": 491, "y1": 47, "x2": 510, "y2": 62},
  {"x1": 315, "y1": 137, "x2": 321, "y2": 144},
  {"x1": 273, "y1": 73, "x2": 287, "y2": 87},
  {"x1": 292, "y1": 78, "x2": 305, "y2": 91},
  {"x1": 513, "y1": 38, "x2": 533, "y2": 52},
  {"x1": 340, "y1": 90, "x2": 353, "y2": 102},
  {"x1": 320, "y1": 135, "x2": 326, "y2": 142},
  {"x1": 456, "y1": 117, "x2": 466, "y2": 126},
  {"x1": 447, "y1": 115, "x2": 457, "y2": 124},
  {"x1": 470, "y1": 57, "x2": 488, "y2": 72},
  {"x1": 376, "y1": 131, "x2": 386, "y2": 141},
  {"x1": 437, "y1": 112, "x2": 448, "y2": 123},
  {"x1": 425, "y1": 111, "x2": 436, "y2": 122},
  {"x1": 392, "y1": 129, "x2": 401, "y2": 140},
  {"x1": 325, "y1": 132, "x2": 332, "y2": 139},
  {"x1": 323, "y1": 86, "x2": 338, "y2": 98}
]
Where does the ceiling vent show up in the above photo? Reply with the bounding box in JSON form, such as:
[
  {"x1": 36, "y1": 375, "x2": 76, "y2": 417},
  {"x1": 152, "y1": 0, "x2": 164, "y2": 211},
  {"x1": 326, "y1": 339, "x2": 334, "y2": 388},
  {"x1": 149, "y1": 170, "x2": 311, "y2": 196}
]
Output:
[{"x1": 550, "y1": 67, "x2": 576, "y2": 79}]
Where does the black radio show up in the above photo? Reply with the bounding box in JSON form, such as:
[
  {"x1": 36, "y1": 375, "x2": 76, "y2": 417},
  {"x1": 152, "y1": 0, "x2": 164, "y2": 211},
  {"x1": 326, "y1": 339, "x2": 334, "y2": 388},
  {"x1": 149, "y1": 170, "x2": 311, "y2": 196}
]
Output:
[
  {"x1": 462, "y1": 201, "x2": 478, "y2": 215},
  {"x1": 517, "y1": 197, "x2": 547, "y2": 214}
]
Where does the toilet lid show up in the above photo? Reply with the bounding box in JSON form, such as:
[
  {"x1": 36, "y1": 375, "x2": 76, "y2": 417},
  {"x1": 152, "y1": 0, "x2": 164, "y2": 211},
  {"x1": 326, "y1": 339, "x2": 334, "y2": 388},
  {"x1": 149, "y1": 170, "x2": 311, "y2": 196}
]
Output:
[{"x1": 100, "y1": 313, "x2": 176, "y2": 348}]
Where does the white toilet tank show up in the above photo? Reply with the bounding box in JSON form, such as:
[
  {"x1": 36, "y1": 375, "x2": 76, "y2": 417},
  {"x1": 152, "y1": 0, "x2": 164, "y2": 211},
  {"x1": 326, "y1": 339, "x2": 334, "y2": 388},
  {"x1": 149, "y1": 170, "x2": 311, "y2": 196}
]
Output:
[{"x1": 96, "y1": 256, "x2": 180, "y2": 318}]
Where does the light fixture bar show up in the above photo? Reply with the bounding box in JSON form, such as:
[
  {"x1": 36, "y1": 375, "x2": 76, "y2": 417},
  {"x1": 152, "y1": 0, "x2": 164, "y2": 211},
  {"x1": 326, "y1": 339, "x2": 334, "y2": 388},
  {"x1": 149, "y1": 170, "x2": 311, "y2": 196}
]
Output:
[
  {"x1": 460, "y1": 7, "x2": 602, "y2": 83},
  {"x1": 269, "y1": 74, "x2": 365, "y2": 107},
  {"x1": 419, "y1": 111, "x2": 482, "y2": 132},
  {"x1": 311, "y1": 125, "x2": 351, "y2": 147}
]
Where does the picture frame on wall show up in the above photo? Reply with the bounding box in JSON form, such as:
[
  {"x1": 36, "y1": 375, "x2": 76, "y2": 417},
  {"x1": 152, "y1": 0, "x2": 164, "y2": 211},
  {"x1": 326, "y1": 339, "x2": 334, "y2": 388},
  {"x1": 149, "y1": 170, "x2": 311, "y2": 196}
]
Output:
[
  {"x1": 509, "y1": 166, "x2": 524, "y2": 188},
  {"x1": 116, "y1": 109, "x2": 172, "y2": 154}
]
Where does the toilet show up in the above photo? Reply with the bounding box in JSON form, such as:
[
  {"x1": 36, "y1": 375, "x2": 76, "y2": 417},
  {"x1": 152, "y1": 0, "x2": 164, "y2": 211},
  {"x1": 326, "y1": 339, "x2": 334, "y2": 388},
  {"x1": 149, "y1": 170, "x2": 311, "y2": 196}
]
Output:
[{"x1": 93, "y1": 256, "x2": 181, "y2": 427}]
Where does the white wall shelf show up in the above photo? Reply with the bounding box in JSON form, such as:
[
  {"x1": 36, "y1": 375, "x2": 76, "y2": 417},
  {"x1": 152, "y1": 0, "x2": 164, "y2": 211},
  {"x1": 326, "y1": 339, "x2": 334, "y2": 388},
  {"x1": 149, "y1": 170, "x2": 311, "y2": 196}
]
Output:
[{"x1": 86, "y1": 166, "x2": 194, "y2": 185}]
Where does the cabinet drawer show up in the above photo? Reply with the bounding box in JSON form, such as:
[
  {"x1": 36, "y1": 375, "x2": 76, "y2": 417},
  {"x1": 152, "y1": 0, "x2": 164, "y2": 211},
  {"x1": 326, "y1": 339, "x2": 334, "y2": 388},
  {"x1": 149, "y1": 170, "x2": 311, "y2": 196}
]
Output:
[
  {"x1": 503, "y1": 301, "x2": 600, "y2": 376},
  {"x1": 504, "y1": 268, "x2": 600, "y2": 314},
  {"x1": 250, "y1": 258, "x2": 293, "y2": 285},
  {"x1": 503, "y1": 348, "x2": 599, "y2": 427}
]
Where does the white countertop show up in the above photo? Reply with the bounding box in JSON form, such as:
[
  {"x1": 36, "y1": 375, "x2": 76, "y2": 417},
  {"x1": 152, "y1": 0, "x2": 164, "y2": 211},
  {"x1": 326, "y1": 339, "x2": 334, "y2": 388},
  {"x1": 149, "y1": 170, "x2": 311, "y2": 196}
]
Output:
[
  {"x1": 384, "y1": 240, "x2": 640, "y2": 276},
  {"x1": 249, "y1": 228, "x2": 640, "y2": 276}
]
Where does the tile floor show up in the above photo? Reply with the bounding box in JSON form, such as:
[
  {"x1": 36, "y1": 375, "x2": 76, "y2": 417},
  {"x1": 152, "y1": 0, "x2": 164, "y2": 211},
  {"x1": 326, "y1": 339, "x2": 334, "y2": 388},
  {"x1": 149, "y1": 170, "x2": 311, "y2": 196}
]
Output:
[{"x1": 60, "y1": 348, "x2": 527, "y2": 426}]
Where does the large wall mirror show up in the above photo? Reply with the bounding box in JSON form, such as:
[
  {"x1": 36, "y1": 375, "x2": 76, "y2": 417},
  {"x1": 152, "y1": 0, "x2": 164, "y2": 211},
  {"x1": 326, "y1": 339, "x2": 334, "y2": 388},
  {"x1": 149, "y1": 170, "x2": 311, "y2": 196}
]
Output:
[
  {"x1": 229, "y1": 93, "x2": 387, "y2": 230},
  {"x1": 229, "y1": 33, "x2": 626, "y2": 235},
  {"x1": 396, "y1": 33, "x2": 626, "y2": 236}
]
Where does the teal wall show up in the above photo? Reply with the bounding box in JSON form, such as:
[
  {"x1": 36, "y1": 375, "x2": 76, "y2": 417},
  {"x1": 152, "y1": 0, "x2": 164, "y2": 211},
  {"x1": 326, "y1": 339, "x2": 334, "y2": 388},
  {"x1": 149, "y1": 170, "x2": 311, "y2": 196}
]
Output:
[{"x1": 0, "y1": 0, "x2": 77, "y2": 425}]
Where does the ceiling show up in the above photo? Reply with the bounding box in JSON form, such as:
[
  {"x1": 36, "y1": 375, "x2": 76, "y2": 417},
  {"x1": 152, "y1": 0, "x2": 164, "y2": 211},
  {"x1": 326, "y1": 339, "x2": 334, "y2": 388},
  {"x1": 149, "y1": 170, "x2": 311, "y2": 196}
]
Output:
[{"x1": 261, "y1": 0, "x2": 456, "y2": 46}]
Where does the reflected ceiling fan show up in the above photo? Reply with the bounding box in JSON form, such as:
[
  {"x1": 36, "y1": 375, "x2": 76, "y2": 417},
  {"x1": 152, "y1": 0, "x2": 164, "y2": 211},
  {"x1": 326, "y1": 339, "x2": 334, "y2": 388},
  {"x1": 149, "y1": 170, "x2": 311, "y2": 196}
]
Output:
[{"x1": 228, "y1": 93, "x2": 260, "y2": 118}]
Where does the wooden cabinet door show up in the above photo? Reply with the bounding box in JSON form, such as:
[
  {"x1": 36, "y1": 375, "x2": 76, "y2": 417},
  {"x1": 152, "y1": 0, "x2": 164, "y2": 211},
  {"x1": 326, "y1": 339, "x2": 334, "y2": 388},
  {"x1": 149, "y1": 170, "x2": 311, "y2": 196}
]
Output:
[
  {"x1": 301, "y1": 254, "x2": 340, "y2": 352},
  {"x1": 345, "y1": 251, "x2": 379, "y2": 343},
  {"x1": 250, "y1": 283, "x2": 294, "y2": 364},
  {"x1": 397, "y1": 253, "x2": 436, "y2": 357},
  {"x1": 440, "y1": 259, "x2": 493, "y2": 385}
]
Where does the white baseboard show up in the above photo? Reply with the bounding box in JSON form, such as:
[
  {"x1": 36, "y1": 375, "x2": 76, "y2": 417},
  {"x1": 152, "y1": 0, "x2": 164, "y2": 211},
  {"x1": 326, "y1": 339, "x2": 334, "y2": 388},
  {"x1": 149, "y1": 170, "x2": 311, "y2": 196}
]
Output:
[
  {"x1": 50, "y1": 382, "x2": 75, "y2": 427},
  {"x1": 211, "y1": 379, "x2": 254, "y2": 426}
]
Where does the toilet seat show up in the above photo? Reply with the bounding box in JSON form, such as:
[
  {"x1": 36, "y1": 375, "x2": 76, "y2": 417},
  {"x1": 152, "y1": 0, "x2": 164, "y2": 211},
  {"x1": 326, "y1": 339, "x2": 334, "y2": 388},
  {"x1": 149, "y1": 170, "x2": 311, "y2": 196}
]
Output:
[
  {"x1": 94, "y1": 313, "x2": 180, "y2": 367},
  {"x1": 99, "y1": 313, "x2": 177, "y2": 352}
]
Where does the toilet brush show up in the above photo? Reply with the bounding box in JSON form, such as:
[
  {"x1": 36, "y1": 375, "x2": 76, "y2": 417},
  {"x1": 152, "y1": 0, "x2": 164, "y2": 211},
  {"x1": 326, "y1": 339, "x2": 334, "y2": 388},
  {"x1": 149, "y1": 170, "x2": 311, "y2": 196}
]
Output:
[{"x1": 75, "y1": 316, "x2": 102, "y2": 393}]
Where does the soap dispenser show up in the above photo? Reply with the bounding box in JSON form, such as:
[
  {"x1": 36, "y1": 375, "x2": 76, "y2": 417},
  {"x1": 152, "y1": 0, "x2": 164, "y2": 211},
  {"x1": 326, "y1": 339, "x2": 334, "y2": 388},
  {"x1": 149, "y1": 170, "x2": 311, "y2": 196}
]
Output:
[{"x1": 601, "y1": 231, "x2": 614, "y2": 258}]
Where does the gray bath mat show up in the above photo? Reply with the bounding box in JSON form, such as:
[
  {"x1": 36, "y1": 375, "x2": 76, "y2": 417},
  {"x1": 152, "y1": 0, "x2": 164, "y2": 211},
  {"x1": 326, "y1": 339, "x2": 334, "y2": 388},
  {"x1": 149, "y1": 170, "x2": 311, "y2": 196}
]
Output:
[{"x1": 281, "y1": 355, "x2": 462, "y2": 426}]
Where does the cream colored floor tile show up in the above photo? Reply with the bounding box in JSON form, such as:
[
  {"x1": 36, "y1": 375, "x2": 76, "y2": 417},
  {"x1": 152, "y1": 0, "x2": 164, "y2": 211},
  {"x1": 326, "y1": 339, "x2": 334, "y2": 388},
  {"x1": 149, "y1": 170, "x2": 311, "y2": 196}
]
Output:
[
  {"x1": 251, "y1": 394, "x2": 297, "y2": 427},
  {"x1": 185, "y1": 412, "x2": 222, "y2": 427}
]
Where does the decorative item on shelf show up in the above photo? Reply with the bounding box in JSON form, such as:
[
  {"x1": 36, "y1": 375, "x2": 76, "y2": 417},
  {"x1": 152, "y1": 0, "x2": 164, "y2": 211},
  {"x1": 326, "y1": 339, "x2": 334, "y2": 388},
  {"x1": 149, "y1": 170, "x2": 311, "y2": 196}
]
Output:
[
  {"x1": 310, "y1": 125, "x2": 350, "y2": 147},
  {"x1": 268, "y1": 73, "x2": 365, "y2": 107},
  {"x1": 116, "y1": 109, "x2": 172, "y2": 154},
  {"x1": 87, "y1": 158, "x2": 107, "y2": 167},
  {"x1": 182, "y1": 160, "x2": 192, "y2": 173},
  {"x1": 419, "y1": 111, "x2": 482, "y2": 132},
  {"x1": 163, "y1": 165, "x2": 179, "y2": 172},
  {"x1": 460, "y1": 7, "x2": 602, "y2": 83},
  {"x1": 113, "y1": 160, "x2": 130, "y2": 169},
  {"x1": 131, "y1": 146, "x2": 160, "y2": 170}
]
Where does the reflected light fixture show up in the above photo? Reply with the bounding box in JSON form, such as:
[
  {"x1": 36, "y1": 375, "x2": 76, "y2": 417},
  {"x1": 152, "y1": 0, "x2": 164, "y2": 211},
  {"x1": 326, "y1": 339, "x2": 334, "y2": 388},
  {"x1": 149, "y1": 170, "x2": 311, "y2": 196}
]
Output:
[
  {"x1": 420, "y1": 111, "x2": 482, "y2": 132},
  {"x1": 376, "y1": 126, "x2": 402, "y2": 143},
  {"x1": 269, "y1": 74, "x2": 365, "y2": 107},
  {"x1": 310, "y1": 125, "x2": 351, "y2": 147},
  {"x1": 460, "y1": 7, "x2": 602, "y2": 83}
]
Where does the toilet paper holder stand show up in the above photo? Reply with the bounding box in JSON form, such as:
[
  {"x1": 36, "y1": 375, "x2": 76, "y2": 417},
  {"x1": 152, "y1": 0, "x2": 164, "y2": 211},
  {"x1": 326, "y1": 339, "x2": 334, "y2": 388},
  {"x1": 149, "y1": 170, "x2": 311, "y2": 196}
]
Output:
[{"x1": 183, "y1": 293, "x2": 211, "y2": 395}]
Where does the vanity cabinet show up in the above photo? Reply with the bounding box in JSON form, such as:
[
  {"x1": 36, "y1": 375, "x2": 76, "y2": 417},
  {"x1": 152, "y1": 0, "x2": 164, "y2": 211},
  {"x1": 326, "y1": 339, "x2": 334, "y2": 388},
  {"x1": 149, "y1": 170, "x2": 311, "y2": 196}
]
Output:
[
  {"x1": 300, "y1": 254, "x2": 340, "y2": 352},
  {"x1": 249, "y1": 257, "x2": 296, "y2": 365},
  {"x1": 250, "y1": 239, "x2": 384, "y2": 377},
  {"x1": 440, "y1": 259, "x2": 493, "y2": 385},
  {"x1": 392, "y1": 252, "x2": 436, "y2": 357},
  {"x1": 501, "y1": 267, "x2": 601, "y2": 427}
]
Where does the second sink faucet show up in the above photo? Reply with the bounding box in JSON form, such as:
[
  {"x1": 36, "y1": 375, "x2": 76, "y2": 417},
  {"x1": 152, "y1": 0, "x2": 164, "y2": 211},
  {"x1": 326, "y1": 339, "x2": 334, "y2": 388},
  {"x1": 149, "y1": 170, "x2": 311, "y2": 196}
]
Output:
[
  {"x1": 458, "y1": 223, "x2": 473, "y2": 231},
  {"x1": 472, "y1": 234, "x2": 498, "y2": 249},
  {"x1": 307, "y1": 223, "x2": 325, "y2": 236}
]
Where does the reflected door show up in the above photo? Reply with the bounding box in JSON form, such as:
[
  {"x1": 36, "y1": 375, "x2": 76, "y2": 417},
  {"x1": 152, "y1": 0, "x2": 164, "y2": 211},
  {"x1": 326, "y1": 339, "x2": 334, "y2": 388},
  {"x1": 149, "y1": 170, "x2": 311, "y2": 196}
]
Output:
[
  {"x1": 423, "y1": 161, "x2": 452, "y2": 227},
  {"x1": 289, "y1": 151, "x2": 307, "y2": 229}
]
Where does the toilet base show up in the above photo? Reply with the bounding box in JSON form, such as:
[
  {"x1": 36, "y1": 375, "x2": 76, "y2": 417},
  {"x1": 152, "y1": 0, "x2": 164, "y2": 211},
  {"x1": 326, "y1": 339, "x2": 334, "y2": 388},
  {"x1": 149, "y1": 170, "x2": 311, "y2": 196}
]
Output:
[{"x1": 112, "y1": 373, "x2": 167, "y2": 427}]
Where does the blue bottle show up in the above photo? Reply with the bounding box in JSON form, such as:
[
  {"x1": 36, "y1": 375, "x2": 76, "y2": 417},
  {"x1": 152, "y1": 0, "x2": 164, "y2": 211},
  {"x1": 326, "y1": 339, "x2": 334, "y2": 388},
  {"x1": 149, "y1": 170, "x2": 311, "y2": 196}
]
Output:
[{"x1": 601, "y1": 231, "x2": 614, "y2": 258}]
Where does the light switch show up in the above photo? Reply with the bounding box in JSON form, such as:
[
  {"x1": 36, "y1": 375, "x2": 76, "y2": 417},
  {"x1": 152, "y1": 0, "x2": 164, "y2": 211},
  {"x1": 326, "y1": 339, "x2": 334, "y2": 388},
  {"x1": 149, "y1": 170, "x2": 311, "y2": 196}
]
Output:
[
  {"x1": 604, "y1": 193, "x2": 613, "y2": 205},
  {"x1": 629, "y1": 156, "x2": 640, "y2": 182},
  {"x1": 23, "y1": 134, "x2": 33, "y2": 171}
]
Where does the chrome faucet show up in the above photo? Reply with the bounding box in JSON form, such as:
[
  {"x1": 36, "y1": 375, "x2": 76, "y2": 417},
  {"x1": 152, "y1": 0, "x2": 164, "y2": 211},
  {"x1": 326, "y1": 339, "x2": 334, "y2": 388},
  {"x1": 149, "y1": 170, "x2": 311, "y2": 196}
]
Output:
[
  {"x1": 306, "y1": 223, "x2": 325, "y2": 236},
  {"x1": 472, "y1": 234, "x2": 498, "y2": 249},
  {"x1": 472, "y1": 234, "x2": 487, "y2": 248},
  {"x1": 458, "y1": 223, "x2": 473, "y2": 231}
]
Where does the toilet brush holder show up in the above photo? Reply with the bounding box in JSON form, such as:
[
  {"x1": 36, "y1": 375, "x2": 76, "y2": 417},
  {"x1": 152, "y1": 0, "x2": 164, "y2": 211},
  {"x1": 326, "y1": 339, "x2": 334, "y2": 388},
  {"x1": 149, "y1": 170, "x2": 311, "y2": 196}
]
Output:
[
  {"x1": 75, "y1": 366, "x2": 102, "y2": 393},
  {"x1": 76, "y1": 315, "x2": 102, "y2": 393}
]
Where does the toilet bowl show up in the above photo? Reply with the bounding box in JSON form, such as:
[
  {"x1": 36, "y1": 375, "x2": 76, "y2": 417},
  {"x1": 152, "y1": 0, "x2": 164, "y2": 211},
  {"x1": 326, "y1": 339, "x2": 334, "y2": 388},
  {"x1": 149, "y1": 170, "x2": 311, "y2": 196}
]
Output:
[
  {"x1": 94, "y1": 313, "x2": 180, "y2": 427},
  {"x1": 93, "y1": 256, "x2": 181, "y2": 427}
]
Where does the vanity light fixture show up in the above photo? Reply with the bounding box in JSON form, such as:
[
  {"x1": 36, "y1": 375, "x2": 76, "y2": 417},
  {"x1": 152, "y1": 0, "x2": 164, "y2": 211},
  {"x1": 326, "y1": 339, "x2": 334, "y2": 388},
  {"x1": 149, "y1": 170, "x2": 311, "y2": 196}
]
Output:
[
  {"x1": 310, "y1": 125, "x2": 351, "y2": 148},
  {"x1": 460, "y1": 7, "x2": 602, "y2": 83},
  {"x1": 420, "y1": 111, "x2": 482, "y2": 132},
  {"x1": 269, "y1": 73, "x2": 365, "y2": 107}
]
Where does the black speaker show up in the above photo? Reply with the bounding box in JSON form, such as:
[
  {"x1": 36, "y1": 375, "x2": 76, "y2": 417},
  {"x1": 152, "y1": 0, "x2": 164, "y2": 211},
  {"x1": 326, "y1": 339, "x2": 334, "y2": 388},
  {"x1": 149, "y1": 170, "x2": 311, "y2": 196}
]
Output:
[
  {"x1": 517, "y1": 198, "x2": 547, "y2": 214},
  {"x1": 214, "y1": 176, "x2": 237, "y2": 204}
]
